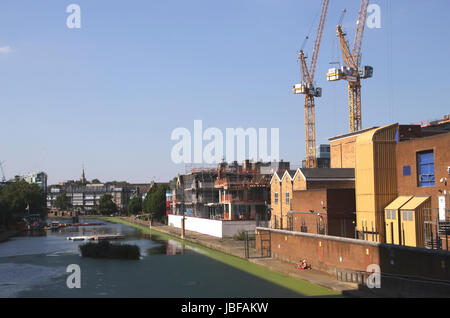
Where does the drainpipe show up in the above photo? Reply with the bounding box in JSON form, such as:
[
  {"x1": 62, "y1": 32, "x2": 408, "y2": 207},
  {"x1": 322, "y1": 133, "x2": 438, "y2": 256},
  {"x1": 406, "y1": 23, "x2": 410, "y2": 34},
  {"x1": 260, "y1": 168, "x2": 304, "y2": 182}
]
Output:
[{"x1": 279, "y1": 180, "x2": 282, "y2": 230}]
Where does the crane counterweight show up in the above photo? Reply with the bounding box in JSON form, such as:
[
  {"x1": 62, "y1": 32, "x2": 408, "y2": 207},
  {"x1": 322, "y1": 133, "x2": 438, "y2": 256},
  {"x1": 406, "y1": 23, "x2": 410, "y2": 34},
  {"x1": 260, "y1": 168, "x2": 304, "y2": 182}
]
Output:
[{"x1": 327, "y1": 0, "x2": 372, "y2": 133}]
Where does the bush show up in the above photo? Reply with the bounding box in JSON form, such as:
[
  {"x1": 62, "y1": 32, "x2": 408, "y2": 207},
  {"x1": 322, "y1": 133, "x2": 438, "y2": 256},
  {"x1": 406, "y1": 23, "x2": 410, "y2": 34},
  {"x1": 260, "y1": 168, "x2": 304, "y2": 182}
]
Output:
[
  {"x1": 79, "y1": 241, "x2": 140, "y2": 260},
  {"x1": 233, "y1": 231, "x2": 246, "y2": 241}
]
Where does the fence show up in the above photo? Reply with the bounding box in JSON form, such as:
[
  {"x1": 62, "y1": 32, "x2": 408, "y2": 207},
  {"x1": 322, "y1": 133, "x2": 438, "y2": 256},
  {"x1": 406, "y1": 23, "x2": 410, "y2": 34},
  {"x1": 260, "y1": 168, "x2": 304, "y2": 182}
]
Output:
[
  {"x1": 270, "y1": 208, "x2": 450, "y2": 250},
  {"x1": 270, "y1": 213, "x2": 356, "y2": 239},
  {"x1": 423, "y1": 208, "x2": 450, "y2": 251},
  {"x1": 244, "y1": 230, "x2": 271, "y2": 259},
  {"x1": 336, "y1": 268, "x2": 450, "y2": 297}
]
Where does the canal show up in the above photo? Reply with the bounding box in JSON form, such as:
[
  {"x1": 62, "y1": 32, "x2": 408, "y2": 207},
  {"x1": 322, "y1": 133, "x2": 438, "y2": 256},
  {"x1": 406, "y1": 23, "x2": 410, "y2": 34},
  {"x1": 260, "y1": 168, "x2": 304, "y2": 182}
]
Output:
[{"x1": 0, "y1": 219, "x2": 338, "y2": 298}]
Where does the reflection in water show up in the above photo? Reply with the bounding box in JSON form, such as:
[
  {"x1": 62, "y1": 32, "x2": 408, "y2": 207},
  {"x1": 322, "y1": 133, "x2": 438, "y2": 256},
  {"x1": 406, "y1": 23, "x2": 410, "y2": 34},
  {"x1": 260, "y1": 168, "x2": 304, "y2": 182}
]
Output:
[
  {"x1": 20, "y1": 231, "x2": 47, "y2": 238},
  {"x1": 147, "y1": 239, "x2": 185, "y2": 256},
  {"x1": 0, "y1": 219, "x2": 311, "y2": 298}
]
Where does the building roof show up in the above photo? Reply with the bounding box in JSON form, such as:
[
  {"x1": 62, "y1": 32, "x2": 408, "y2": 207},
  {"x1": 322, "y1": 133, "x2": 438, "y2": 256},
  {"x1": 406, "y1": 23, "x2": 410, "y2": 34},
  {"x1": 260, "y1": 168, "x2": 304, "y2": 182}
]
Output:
[
  {"x1": 270, "y1": 170, "x2": 285, "y2": 184},
  {"x1": 285, "y1": 170, "x2": 297, "y2": 178},
  {"x1": 271, "y1": 168, "x2": 355, "y2": 184},
  {"x1": 401, "y1": 196, "x2": 430, "y2": 210},
  {"x1": 298, "y1": 168, "x2": 355, "y2": 181},
  {"x1": 385, "y1": 196, "x2": 413, "y2": 210},
  {"x1": 328, "y1": 126, "x2": 379, "y2": 142}
]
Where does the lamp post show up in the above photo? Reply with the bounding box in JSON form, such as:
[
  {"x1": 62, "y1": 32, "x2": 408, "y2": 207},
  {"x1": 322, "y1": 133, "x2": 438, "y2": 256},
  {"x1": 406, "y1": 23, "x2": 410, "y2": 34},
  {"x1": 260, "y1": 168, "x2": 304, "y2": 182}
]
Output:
[{"x1": 181, "y1": 213, "x2": 185, "y2": 239}]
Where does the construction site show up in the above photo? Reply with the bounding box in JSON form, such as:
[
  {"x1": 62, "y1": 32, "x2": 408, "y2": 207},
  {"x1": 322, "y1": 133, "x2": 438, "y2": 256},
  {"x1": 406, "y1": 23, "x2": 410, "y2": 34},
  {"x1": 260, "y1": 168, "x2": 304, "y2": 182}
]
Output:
[
  {"x1": 164, "y1": 0, "x2": 450, "y2": 296},
  {"x1": 168, "y1": 160, "x2": 289, "y2": 237}
]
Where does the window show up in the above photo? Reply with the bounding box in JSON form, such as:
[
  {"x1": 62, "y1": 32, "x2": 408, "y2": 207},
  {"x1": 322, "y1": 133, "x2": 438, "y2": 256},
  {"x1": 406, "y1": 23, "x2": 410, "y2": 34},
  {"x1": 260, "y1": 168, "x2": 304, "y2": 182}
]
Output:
[
  {"x1": 285, "y1": 192, "x2": 290, "y2": 204},
  {"x1": 301, "y1": 220, "x2": 307, "y2": 233},
  {"x1": 386, "y1": 210, "x2": 396, "y2": 220},
  {"x1": 417, "y1": 150, "x2": 435, "y2": 187},
  {"x1": 402, "y1": 210, "x2": 414, "y2": 221},
  {"x1": 274, "y1": 192, "x2": 278, "y2": 204},
  {"x1": 403, "y1": 165, "x2": 411, "y2": 176}
]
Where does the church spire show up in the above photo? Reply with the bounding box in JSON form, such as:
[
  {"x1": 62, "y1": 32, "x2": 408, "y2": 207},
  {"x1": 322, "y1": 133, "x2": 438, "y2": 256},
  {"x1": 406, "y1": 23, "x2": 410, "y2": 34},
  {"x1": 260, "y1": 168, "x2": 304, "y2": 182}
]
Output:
[{"x1": 81, "y1": 164, "x2": 86, "y2": 184}]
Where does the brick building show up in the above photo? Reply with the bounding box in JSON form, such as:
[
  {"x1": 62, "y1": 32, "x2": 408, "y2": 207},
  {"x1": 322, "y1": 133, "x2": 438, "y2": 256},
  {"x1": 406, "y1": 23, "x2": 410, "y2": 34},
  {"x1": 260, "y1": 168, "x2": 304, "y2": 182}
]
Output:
[
  {"x1": 396, "y1": 131, "x2": 450, "y2": 218},
  {"x1": 270, "y1": 168, "x2": 355, "y2": 231},
  {"x1": 327, "y1": 115, "x2": 450, "y2": 247},
  {"x1": 290, "y1": 188, "x2": 356, "y2": 238}
]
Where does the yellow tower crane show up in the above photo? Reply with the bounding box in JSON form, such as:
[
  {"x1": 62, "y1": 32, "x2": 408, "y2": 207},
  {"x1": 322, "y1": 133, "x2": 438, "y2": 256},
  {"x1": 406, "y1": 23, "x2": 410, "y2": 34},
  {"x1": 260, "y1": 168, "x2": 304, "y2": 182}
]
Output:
[
  {"x1": 326, "y1": 0, "x2": 373, "y2": 133},
  {"x1": 293, "y1": 0, "x2": 329, "y2": 168}
]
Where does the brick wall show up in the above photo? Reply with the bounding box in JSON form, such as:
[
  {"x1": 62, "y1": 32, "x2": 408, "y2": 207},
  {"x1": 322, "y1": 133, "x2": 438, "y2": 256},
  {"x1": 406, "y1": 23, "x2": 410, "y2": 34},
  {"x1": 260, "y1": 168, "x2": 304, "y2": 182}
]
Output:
[
  {"x1": 396, "y1": 132, "x2": 450, "y2": 213},
  {"x1": 330, "y1": 136, "x2": 357, "y2": 168},
  {"x1": 256, "y1": 228, "x2": 450, "y2": 281},
  {"x1": 291, "y1": 189, "x2": 355, "y2": 237}
]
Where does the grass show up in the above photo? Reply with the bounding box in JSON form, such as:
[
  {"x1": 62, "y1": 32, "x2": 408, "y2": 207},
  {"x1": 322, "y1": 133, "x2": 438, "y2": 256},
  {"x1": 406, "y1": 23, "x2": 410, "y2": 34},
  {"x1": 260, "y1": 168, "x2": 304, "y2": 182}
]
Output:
[
  {"x1": 79, "y1": 240, "x2": 140, "y2": 260},
  {"x1": 99, "y1": 216, "x2": 341, "y2": 297}
]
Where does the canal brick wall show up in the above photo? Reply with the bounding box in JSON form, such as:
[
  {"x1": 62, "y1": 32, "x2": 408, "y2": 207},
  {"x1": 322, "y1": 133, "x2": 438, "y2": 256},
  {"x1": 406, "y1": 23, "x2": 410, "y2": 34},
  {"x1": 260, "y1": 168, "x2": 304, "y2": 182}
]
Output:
[
  {"x1": 256, "y1": 227, "x2": 450, "y2": 279},
  {"x1": 0, "y1": 230, "x2": 19, "y2": 243},
  {"x1": 256, "y1": 227, "x2": 450, "y2": 297}
]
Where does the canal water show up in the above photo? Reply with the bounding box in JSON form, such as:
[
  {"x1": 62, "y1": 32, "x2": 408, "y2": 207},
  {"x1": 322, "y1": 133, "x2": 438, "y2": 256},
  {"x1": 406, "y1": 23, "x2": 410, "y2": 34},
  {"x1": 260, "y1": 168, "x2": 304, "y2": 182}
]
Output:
[{"x1": 0, "y1": 220, "x2": 324, "y2": 298}]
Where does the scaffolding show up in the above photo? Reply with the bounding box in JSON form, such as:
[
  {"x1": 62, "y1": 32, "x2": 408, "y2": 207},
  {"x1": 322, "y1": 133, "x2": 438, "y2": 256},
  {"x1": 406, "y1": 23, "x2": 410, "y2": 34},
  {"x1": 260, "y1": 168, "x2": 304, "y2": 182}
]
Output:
[{"x1": 215, "y1": 161, "x2": 271, "y2": 221}]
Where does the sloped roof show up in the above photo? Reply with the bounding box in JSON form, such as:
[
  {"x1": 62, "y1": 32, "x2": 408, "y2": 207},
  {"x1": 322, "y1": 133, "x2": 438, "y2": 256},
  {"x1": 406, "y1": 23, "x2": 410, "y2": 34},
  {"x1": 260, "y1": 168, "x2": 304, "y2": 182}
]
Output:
[
  {"x1": 270, "y1": 170, "x2": 295, "y2": 184},
  {"x1": 401, "y1": 196, "x2": 430, "y2": 210},
  {"x1": 276, "y1": 171, "x2": 285, "y2": 180},
  {"x1": 385, "y1": 196, "x2": 413, "y2": 210},
  {"x1": 285, "y1": 170, "x2": 297, "y2": 179}
]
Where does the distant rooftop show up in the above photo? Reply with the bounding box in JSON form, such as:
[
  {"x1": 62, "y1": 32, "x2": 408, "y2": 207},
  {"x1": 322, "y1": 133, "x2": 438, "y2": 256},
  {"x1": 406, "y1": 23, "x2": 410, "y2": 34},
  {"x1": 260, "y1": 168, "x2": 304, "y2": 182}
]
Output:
[
  {"x1": 299, "y1": 168, "x2": 354, "y2": 180},
  {"x1": 273, "y1": 168, "x2": 354, "y2": 181}
]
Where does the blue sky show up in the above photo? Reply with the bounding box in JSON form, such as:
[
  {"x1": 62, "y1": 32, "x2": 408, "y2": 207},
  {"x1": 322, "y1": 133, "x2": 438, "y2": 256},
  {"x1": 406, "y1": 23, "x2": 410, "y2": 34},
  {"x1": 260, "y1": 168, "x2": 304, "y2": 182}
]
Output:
[{"x1": 0, "y1": 0, "x2": 449, "y2": 184}]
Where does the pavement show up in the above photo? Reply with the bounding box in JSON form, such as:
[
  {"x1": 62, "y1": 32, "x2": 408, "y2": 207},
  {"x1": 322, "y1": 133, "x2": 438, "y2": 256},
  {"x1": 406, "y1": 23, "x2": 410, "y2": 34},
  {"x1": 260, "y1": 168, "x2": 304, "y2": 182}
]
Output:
[{"x1": 117, "y1": 217, "x2": 379, "y2": 297}]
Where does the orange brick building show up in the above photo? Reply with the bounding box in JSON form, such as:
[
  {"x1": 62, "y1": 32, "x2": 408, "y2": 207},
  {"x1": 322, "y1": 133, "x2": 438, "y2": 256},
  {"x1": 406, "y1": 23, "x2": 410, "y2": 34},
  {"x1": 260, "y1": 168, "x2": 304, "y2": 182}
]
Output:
[{"x1": 270, "y1": 168, "x2": 354, "y2": 232}]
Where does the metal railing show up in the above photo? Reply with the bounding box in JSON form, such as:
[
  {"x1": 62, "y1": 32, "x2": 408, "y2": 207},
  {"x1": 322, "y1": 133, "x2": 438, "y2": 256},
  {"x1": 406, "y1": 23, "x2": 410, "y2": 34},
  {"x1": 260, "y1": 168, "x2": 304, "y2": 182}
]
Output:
[
  {"x1": 244, "y1": 231, "x2": 271, "y2": 259},
  {"x1": 336, "y1": 268, "x2": 450, "y2": 297}
]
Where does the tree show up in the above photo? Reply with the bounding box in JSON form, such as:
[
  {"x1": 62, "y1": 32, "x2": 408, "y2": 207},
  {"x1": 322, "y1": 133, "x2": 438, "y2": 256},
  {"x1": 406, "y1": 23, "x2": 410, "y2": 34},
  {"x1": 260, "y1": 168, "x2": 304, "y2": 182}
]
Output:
[
  {"x1": 0, "y1": 199, "x2": 10, "y2": 229},
  {"x1": 143, "y1": 184, "x2": 168, "y2": 221},
  {"x1": 0, "y1": 180, "x2": 46, "y2": 227},
  {"x1": 91, "y1": 179, "x2": 101, "y2": 184},
  {"x1": 55, "y1": 193, "x2": 71, "y2": 211},
  {"x1": 98, "y1": 194, "x2": 118, "y2": 215},
  {"x1": 127, "y1": 196, "x2": 142, "y2": 215}
]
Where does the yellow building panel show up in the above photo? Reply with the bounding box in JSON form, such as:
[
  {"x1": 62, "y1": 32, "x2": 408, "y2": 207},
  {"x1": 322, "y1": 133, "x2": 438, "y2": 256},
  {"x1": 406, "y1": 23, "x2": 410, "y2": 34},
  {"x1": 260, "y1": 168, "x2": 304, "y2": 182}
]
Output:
[
  {"x1": 356, "y1": 194, "x2": 376, "y2": 212},
  {"x1": 356, "y1": 168, "x2": 375, "y2": 194},
  {"x1": 355, "y1": 144, "x2": 374, "y2": 170},
  {"x1": 399, "y1": 196, "x2": 430, "y2": 248},
  {"x1": 355, "y1": 124, "x2": 399, "y2": 243}
]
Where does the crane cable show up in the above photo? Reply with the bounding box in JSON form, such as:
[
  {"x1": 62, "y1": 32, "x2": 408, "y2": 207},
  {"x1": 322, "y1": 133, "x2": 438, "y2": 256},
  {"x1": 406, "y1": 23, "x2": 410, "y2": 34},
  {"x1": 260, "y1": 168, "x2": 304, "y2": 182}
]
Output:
[
  {"x1": 386, "y1": 0, "x2": 394, "y2": 123},
  {"x1": 300, "y1": 5, "x2": 322, "y2": 51}
]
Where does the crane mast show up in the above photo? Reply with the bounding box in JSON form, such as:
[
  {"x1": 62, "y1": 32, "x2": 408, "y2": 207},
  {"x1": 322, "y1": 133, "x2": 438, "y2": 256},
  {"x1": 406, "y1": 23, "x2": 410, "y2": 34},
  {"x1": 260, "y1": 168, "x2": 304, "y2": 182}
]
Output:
[
  {"x1": 327, "y1": 0, "x2": 373, "y2": 133},
  {"x1": 293, "y1": 0, "x2": 329, "y2": 168}
]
